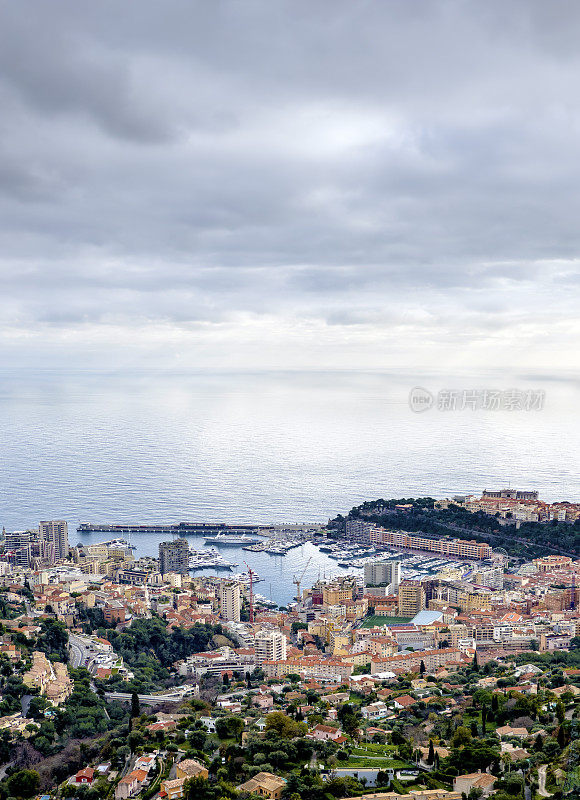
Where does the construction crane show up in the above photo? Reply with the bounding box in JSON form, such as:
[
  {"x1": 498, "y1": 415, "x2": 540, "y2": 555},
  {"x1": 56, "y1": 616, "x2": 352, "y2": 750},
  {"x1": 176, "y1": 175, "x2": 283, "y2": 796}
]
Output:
[
  {"x1": 243, "y1": 561, "x2": 256, "y2": 623},
  {"x1": 293, "y1": 557, "x2": 312, "y2": 603}
]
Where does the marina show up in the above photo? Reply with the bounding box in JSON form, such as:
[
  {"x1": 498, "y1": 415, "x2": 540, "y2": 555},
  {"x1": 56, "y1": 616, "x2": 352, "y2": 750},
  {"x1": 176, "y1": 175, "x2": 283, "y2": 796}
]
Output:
[
  {"x1": 76, "y1": 527, "x2": 488, "y2": 605},
  {"x1": 189, "y1": 547, "x2": 238, "y2": 571}
]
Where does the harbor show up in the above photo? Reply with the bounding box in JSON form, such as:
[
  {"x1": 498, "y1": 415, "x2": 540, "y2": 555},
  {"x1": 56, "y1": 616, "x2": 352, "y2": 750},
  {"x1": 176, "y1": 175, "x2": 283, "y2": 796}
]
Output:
[{"x1": 75, "y1": 521, "x2": 482, "y2": 606}]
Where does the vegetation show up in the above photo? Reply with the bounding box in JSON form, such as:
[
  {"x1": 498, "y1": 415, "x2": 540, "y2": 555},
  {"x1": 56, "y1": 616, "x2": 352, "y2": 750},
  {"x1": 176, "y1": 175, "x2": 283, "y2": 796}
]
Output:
[
  {"x1": 329, "y1": 496, "x2": 580, "y2": 557},
  {"x1": 94, "y1": 617, "x2": 233, "y2": 693}
]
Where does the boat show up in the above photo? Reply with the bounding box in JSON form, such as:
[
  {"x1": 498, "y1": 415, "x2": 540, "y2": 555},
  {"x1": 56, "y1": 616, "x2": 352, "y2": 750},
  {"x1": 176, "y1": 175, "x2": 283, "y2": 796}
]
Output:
[
  {"x1": 231, "y1": 572, "x2": 265, "y2": 584},
  {"x1": 203, "y1": 533, "x2": 261, "y2": 546},
  {"x1": 189, "y1": 547, "x2": 238, "y2": 570}
]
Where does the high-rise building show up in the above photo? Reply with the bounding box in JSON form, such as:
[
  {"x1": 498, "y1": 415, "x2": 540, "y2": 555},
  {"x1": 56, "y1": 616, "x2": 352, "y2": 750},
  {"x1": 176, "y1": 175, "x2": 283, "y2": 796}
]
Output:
[
  {"x1": 159, "y1": 539, "x2": 190, "y2": 575},
  {"x1": 473, "y1": 566, "x2": 504, "y2": 590},
  {"x1": 39, "y1": 521, "x2": 69, "y2": 562},
  {"x1": 255, "y1": 629, "x2": 287, "y2": 665},
  {"x1": 364, "y1": 560, "x2": 401, "y2": 590},
  {"x1": 345, "y1": 518, "x2": 382, "y2": 543},
  {"x1": 4, "y1": 530, "x2": 33, "y2": 568},
  {"x1": 219, "y1": 582, "x2": 241, "y2": 622},
  {"x1": 398, "y1": 580, "x2": 425, "y2": 617}
]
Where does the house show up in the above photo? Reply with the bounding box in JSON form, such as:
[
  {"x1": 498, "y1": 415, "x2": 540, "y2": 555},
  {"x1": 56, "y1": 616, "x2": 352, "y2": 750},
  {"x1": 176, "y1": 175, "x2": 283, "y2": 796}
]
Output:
[
  {"x1": 199, "y1": 716, "x2": 217, "y2": 732},
  {"x1": 362, "y1": 701, "x2": 390, "y2": 720},
  {"x1": 453, "y1": 772, "x2": 496, "y2": 796},
  {"x1": 322, "y1": 692, "x2": 349, "y2": 705},
  {"x1": 175, "y1": 759, "x2": 208, "y2": 781},
  {"x1": 147, "y1": 720, "x2": 176, "y2": 733},
  {"x1": 495, "y1": 725, "x2": 529, "y2": 739},
  {"x1": 552, "y1": 684, "x2": 580, "y2": 697},
  {"x1": 309, "y1": 724, "x2": 347, "y2": 742},
  {"x1": 75, "y1": 768, "x2": 95, "y2": 785},
  {"x1": 134, "y1": 754, "x2": 156, "y2": 773},
  {"x1": 254, "y1": 694, "x2": 274, "y2": 710},
  {"x1": 115, "y1": 770, "x2": 148, "y2": 800},
  {"x1": 160, "y1": 778, "x2": 186, "y2": 800},
  {"x1": 392, "y1": 694, "x2": 416, "y2": 710},
  {"x1": 237, "y1": 772, "x2": 286, "y2": 799}
]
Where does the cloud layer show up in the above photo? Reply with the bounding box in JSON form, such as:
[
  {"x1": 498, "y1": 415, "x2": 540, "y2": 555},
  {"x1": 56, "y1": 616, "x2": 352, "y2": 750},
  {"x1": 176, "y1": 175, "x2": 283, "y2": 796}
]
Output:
[{"x1": 0, "y1": 0, "x2": 579, "y2": 375}]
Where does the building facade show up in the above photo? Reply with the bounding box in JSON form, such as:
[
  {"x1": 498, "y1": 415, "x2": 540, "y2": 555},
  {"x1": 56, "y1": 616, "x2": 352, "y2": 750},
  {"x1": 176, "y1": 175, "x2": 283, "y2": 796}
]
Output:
[{"x1": 158, "y1": 539, "x2": 190, "y2": 575}]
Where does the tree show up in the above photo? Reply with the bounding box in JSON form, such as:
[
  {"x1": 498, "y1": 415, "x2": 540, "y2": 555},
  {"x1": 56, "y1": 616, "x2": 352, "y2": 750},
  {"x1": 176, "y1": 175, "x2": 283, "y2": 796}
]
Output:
[
  {"x1": 264, "y1": 712, "x2": 307, "y2": 739},
  {"x1": 128, "y1": 730, "x2": 144, "y2": 752},
  {"x1": 131, "y1": 691, "x2": 140, "y2": 718},
  {"x1": 215, "y1": 715, "x2": 244, "y2": 741},
  {"x1": 6, "y1": 770, "x2": 40, "y2": 799},
  {"x1": 556, "y1": 700, "x2": 565, "y2": 723},
  {"x1": 427, "y1": 739, "x2": 435, "y2": 765},
  {"x1": 420, "y1": 660, "x2": 426, "y2": 676},
  {"x1": 481, "y1": 705, "x2": 487, "y2": 736},
  {"x1": 337, "y1": 703, "x2": 362, "y2": 738},
  {"x1": 451, "y1": 726, "x2": 472, "y2": 748},
  {"x1": 472, "y1": 651, "x2": 479, "y2": 672}
]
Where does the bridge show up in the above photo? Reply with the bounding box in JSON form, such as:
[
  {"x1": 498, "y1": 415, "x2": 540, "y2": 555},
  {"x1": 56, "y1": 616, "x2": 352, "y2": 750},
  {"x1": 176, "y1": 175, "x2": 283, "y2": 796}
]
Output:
[{"x1": 105, "y1": 688, "x2": 197, "y2": 705}]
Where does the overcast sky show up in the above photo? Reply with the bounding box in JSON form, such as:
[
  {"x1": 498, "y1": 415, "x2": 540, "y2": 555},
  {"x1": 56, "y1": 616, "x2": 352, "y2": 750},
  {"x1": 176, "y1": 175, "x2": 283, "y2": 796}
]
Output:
[{"x1": 1, "y1": 0, "x2": 579, "y2": 377}]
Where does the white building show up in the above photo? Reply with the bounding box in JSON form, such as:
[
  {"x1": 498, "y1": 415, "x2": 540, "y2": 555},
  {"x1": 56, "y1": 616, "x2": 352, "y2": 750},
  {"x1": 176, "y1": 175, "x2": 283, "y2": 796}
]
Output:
[
  {"x1": 364, "y1": 560, "x2": 401, "y2": 592},
  {"x1": 255, "y1": 629, "x2": 287, "y2": 666}
]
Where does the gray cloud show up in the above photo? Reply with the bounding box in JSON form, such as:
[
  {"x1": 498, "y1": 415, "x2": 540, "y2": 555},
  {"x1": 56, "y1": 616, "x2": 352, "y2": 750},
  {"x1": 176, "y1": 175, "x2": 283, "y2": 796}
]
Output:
[{"x1": 0, "y1": 0, "x2": 578, "y2": 373}]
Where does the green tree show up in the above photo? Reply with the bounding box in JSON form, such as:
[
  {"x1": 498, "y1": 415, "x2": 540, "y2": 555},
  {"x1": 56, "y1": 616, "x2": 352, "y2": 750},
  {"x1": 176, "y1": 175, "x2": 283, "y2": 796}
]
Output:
[
  {"x1": 264, "y1": 711, "x2": 307, "y2": 739},
  {"x1": 131, "y1": 691, "x2": 140, "y2": 718},
  {"x1": 6, "y1": 770, "x2": 40, "y2": 799},
  {"x1": 427, "y1": 739, "x2": 435, "y2": 765},
  {"x1": 451, "y1": 726, "x2": 472, "y2": 748}
]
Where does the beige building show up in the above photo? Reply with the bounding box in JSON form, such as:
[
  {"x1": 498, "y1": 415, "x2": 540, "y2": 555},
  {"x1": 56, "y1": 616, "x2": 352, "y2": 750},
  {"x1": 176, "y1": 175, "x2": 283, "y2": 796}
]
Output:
[
  {"x1": 323, "y1": 584, "x2": 355, "y2": 606},
  {"x1": 237, "y1": 772, "x2": 286, "y2": 799},
  {"x1": 255, "y1": 629, "x2": 287, "y2": 665},
  {"x1": 23, "y1": 651, "x2": 73, "y2": 705},
  {"x1": 219, "y1": 582, "x2": 241, "y2": 622},
  {"x1": 398, "y1": 580, "x2": 425, "y2": 617},
  {"x1": 453, "y1": 773, "x2": 496, "y2": 796},
  {"x1": 175, "y1": 759, "x2": 208, "y2": 780}
]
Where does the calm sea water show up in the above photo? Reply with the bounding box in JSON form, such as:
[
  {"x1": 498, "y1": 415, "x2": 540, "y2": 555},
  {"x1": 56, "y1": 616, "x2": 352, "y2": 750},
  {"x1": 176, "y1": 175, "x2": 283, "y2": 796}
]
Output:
[{"x1": 1, "y1": 369, "x2": 578, "y2": 603}]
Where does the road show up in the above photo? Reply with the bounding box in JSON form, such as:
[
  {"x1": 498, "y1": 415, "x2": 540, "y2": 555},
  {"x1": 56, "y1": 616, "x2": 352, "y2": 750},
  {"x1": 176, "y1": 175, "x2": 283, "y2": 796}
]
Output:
[
  {"x1": 68, "y1": 633, "x2": 92, "y2": 668},
  {"x1": 538, "y1": 765, "x2": 550, "y2": 797}
]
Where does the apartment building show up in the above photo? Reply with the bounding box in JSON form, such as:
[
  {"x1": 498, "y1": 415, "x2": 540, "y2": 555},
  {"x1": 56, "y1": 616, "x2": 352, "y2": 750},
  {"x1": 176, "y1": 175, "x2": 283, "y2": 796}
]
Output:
[
  {"x1": 158, "y1": 539, "x2": 190, "y2": 575},
  {"x1": 472, "y1": 566, "x2": 504, "y2": 590},
  {"x1": 398, "y1": 580, "x2": 425, "y2": 617},
  {"x1": 370, "y1": 646, "x2": 464, "y2": 675},
  {"x1": 219, "y1": 581, "x2": 241, "y2": 622},
  {"x1": 255, "y1": 629, "x2": 287, "y2": 666},
  {"x1": 378, "y1": 530, "x2": 491, "y2": 560},
  {"x1": 364, "y1": 560, "x2": 401, "y2": 591},
  {"x1": 39, "y1": 520, "x2": 69, "y2": 562},
  {"x1": 345, "y1": 518, "x2": 382, "y2": 543}
]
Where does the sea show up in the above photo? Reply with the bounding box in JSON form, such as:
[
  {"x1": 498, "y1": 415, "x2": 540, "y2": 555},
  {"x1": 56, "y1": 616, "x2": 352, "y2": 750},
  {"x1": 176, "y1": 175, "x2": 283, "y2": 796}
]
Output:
[{"x1": 1, "y1": 369, "x2": 578, "y2": 605}]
